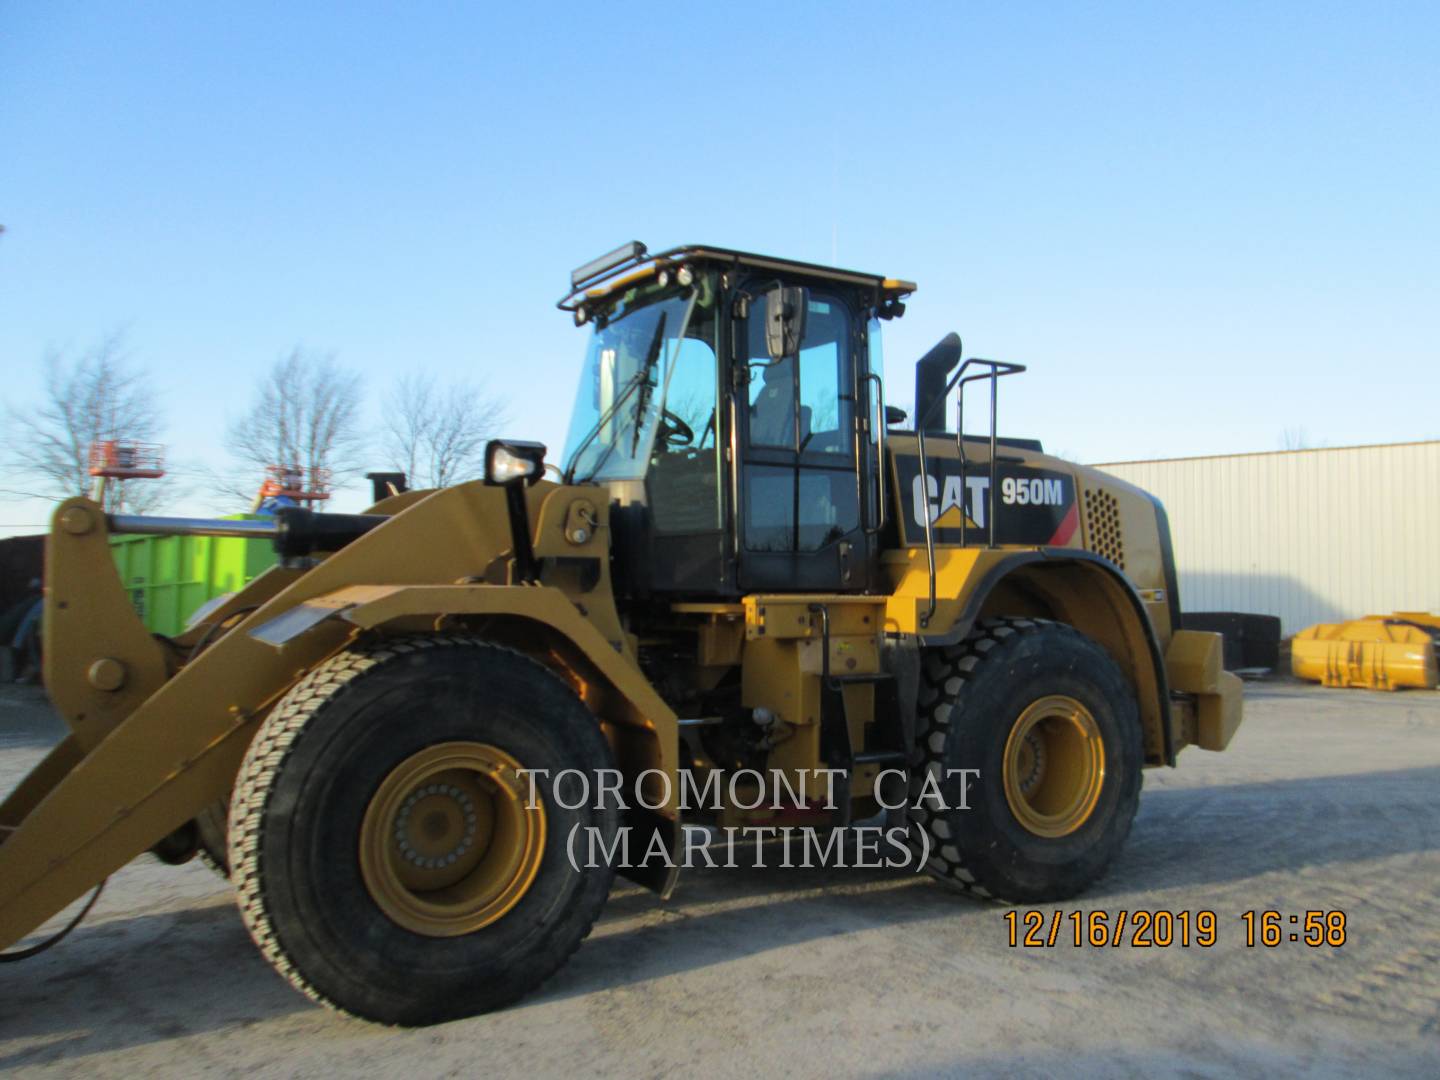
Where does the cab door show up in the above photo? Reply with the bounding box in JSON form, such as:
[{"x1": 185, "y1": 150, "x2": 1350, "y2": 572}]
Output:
[{"x1": 733, "y1": 287, "x2": 874, "y2": 592}]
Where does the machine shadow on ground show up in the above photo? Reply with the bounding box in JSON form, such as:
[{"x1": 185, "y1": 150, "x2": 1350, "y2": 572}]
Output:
[
  {"x1": 1112, "y1": 764, "x2": 1440, "y2": 894},
  {"x1": 0, "y1": 894, "x2": 311, "y2": 1069}
]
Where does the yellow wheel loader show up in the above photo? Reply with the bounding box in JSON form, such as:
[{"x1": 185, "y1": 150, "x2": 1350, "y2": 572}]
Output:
[{"x1": 0, "y1": 243, "x2": 1242, "y2": 1025}]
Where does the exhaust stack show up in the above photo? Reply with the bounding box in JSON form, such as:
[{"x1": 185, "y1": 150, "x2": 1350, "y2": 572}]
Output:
[{"x1": 913, "y1": 332, "x2": 963, "y2": 431}]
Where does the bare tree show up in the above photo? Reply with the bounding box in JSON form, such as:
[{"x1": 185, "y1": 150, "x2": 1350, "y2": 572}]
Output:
[
  {"x1": 226, "y1": 349, "x2": 364, "y2": 501},
  {"x1": 382, "y1": 374, "x2": 508, "y2": 489},
  {"x1": 4, "y1": 332, "x2": 169, "y2": 513},
  {"x1": 1279, "y1": 427, "x2": 1310, "y2": 451}
]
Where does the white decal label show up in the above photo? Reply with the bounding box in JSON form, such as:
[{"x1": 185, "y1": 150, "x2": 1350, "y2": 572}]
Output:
[
  {"x1": 1001, "y1": 476, "x2": 1064, "y2": 507},
  {"x1": 911, "y1": 474, "x2": 989, "y2": 529}
]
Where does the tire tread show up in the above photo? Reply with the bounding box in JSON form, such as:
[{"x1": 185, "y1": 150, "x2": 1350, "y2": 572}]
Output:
[
  {"x1": 230, "y1": 634, "x2": 602, "y2": 1023},
  {"x1": 907, "y1": 616, "x2": 1137, "y2": 903}
]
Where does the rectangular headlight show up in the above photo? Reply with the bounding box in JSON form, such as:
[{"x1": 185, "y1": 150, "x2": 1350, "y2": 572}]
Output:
[{"x1": 484, "y1": 440, "x2": 548, "y2": 486}]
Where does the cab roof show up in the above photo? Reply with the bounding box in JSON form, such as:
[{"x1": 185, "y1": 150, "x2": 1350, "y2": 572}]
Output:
[{"x1": 558, "y1": 241, "x2": 916, "y2": 312}]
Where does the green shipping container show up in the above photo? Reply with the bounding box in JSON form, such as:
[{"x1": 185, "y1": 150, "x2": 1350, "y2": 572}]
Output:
[{"x1": 109, "y1": 517, "x2": 278, "y2": 636}]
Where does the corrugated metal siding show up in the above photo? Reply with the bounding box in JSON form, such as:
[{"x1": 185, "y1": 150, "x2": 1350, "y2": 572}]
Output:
[{"x1": 1096, "y1": 441, "x2": 1440, "y2": 634}]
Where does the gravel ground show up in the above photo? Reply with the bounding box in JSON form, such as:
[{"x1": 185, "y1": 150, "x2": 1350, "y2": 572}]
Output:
[{"x1": 1, "y1": 678, "x2": 1437, "y2": 1078}]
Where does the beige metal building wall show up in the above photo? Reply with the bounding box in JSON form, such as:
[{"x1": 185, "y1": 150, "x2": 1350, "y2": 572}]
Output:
[{"x1": 1096, "y1": 441, "x2": 1440, "y2": 634}]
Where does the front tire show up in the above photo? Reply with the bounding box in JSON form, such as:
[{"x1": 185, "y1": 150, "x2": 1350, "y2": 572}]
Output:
[
  {"x1": 194, "y1": 801, "x2": 230, "y2": 878},
  {"x1": 230, "y1": 635, "x2": 618, "y2": 1026},
  {"x1": 908, "y1": 617, "x2": 1143, "y2": 903}
]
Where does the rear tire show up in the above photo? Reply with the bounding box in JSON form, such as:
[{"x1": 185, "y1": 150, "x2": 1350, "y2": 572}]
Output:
[
  {"x1": 908, "y1": 617, "x2": 1143, "y2": 903},
  {"x1": 230, "y1": 635, "x2": 618, "y2": 1026}
]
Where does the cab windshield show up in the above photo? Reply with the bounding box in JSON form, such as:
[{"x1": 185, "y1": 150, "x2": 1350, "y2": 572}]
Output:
[{"x1": 562, "y1": 282, "x2": 708, "y2": 484}]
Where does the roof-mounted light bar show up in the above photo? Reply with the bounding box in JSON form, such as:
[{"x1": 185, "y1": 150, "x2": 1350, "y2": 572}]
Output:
[
  {"x1": 557, "y1": 242, "x2": 914, "y2": 314},
  {"x1": 570, "y1": 241, "x2": 648, "y2": 290}
]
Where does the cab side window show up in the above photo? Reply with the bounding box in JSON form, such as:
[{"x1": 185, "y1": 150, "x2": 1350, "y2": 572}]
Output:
[
  {"x1": 745, "y1": 295, "x2": 853, "y2": 456},
  {"x1": 742, "y1": 290, "x2": 858, "y2": 554}
]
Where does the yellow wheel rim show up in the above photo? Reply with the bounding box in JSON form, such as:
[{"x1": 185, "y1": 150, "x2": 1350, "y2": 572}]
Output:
[
  {"x1": 1002, "y1": 695, "x2": 1105, "y2": 838},
  {"x1": 359, "y1": 742, "x2": 545, "y2": 937}
]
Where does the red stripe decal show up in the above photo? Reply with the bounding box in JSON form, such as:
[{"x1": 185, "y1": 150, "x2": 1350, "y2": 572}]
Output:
[{"x1": 1048, "y1": 502, "x2": 1080, "y2": 546}]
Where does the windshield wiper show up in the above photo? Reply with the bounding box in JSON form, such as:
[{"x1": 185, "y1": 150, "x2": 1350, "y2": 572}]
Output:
[
  {"x1": 628, "y1": 312, "x2": 667, "y2": 456},
  {"x1": 564, "y1": 377, "x2": 641, "y2": 484},
  {"x1": 564, "y1": 288, "x2": 699, "y2": 485},
  {"x1": 564, "y1": 312, "x2": 668, "y2": 484}
]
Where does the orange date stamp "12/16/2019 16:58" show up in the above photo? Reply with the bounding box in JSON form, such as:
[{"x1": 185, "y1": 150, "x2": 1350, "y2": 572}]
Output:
[{"x1": 1004, "y1": 909, "x2": 1349, "y2": 949}]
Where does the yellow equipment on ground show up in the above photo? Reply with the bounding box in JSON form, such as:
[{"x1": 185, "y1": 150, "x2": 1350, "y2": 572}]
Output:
[
  {"x1": 1291, "y1": 613, "x2": 1440, "y2": 690},
  {"x1": 0, "y1": 243, "x2": 1242, "y2": 1025}
]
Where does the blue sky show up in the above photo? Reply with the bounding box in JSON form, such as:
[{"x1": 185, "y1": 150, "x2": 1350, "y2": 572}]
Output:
[{"x1": 2, "y1": 1, "x2": 1437, "y2": 533}]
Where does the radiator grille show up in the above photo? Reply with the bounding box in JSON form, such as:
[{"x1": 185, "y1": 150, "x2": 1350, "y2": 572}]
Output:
[{"x1": 1083, "y1": 489, "x2": 1126, "y2": 570}]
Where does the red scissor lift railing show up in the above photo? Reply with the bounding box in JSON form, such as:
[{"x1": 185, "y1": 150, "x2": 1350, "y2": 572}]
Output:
[
  {"x1": 260, "y1": 464, "x2": 331, "y2": 503},
  {"x1": 88, "y1": 441, "x2": 166, "y2": 480}
]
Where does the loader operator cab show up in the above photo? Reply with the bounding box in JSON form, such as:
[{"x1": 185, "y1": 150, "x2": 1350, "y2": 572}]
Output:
[{"x1": 558, "y1": 243, "x2": 909, "y2": 602}]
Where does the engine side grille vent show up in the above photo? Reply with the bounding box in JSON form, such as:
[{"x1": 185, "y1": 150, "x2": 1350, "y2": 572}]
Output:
[{"x1": 1083, "y1": 489, "x2": 1126, "y2": 570}]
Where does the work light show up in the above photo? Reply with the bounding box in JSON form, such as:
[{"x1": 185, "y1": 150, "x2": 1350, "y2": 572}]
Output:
[{"x1": 484, "y1": 440, "x2": 548, "y2": 486}]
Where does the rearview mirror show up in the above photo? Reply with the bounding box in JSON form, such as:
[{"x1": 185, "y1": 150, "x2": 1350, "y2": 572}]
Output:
[{"x1": 764, "y1": 286, "x2": 808, "y2": 361}]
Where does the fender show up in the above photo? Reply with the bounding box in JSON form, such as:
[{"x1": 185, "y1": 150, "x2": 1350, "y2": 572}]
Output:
[
  {"x1": 250, "y1": 582, "x2": 681, "y2": 817},
  {"x1": 886, "y1": 546, "x2": 1175, "y2": 766},
  {"x1": 249, "y1": 582, "x2": 684, "y2": 897}
]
